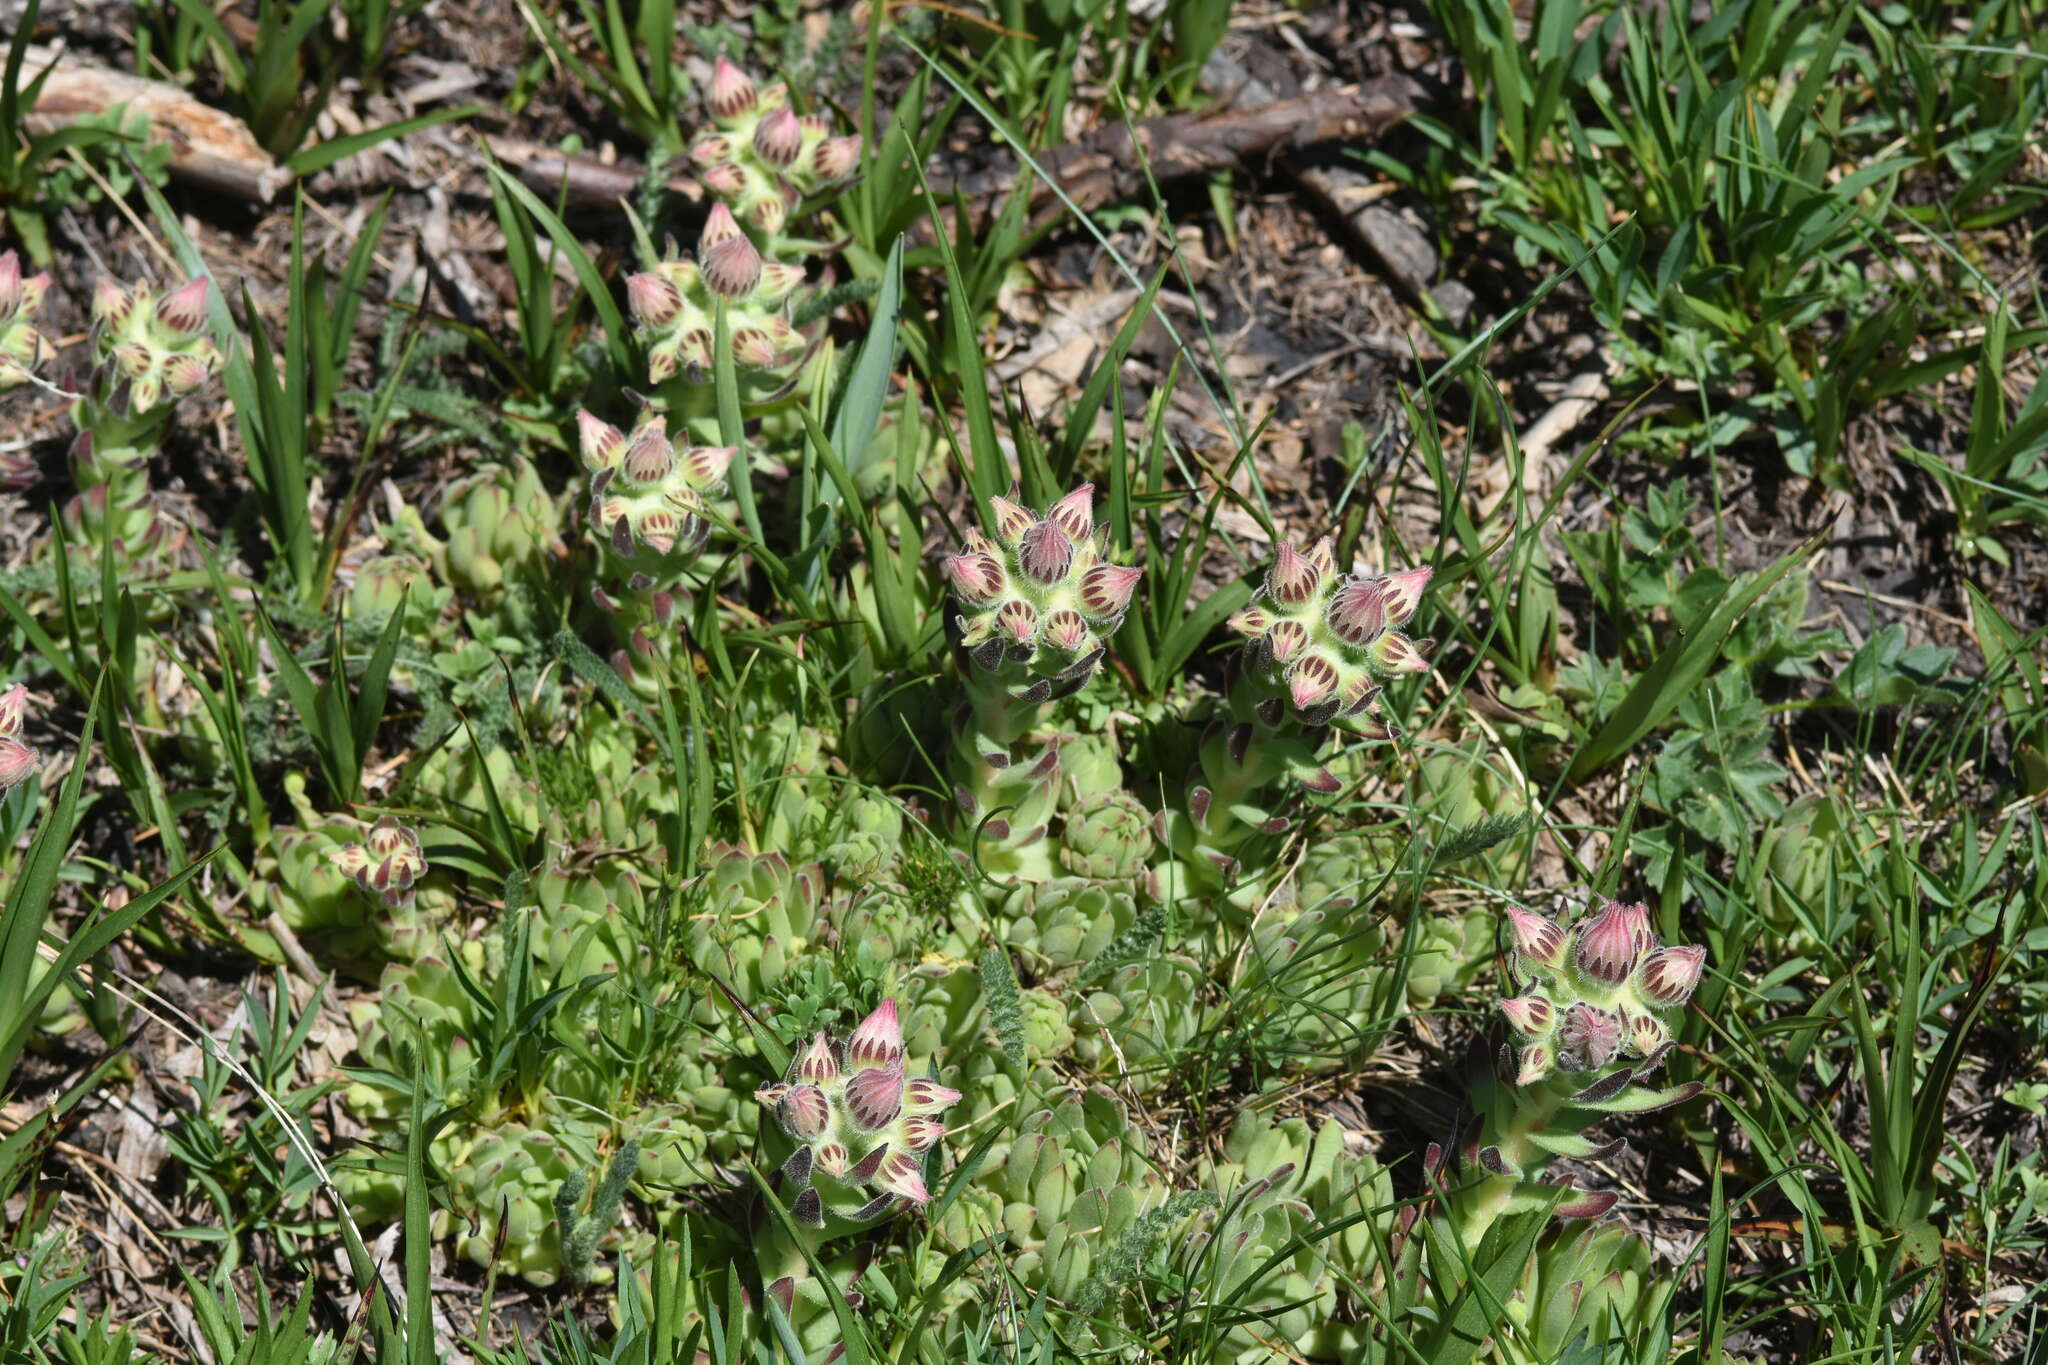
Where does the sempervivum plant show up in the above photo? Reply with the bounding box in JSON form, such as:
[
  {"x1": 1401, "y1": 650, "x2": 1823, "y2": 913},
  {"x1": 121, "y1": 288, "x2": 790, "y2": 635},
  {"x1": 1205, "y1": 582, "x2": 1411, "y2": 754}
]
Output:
[
  {"x1": 940, "y1": 485, "x2": 1142, "y2": 880},
  {"x1": 689, "y1": 58, "x2": 861, "y2": 248},
  {"x1": 1162, "y1": 538, "x2": 1431, "y2": 897},
  {"x1": 63, "y1": 276, "x2": 223, "y2": 569},
  {"x1": 627, "y1": 203, "x2": 811, "y2": 399},
  {"x1": 752, "y1": 999, "x2": 960, "y2": 1351},
  {"x1": 575, "y1": 408, "x2": 736, "y2": 678},
  {"x1": 1374, "y1": 895, "x2": 1709, "y2": 1362},
  {"x1": 0, "y1": 250, "x2": 52, "y2": 396}
]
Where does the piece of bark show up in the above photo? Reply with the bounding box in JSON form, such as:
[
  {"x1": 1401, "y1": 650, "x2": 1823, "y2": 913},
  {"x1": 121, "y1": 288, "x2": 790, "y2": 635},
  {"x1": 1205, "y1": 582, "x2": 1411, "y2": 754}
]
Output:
[
  {"x1": 21, "y1": 45, "x2": 288, "y2": 203},
  {"x1": 477, "y1": 133, "x2": 703, "y2": 212}
]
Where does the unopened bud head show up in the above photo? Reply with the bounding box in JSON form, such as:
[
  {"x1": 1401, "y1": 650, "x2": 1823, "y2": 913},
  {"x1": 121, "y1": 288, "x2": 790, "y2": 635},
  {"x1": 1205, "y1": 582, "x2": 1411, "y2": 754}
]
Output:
[
  {"x1": 844, "y1": 1061, "x2": 904, "y2": 1130},
  {"x1": 700, "y1": 232, "x2": 762, "y2": 298},
  {"x1": 1043, "y1": 609, "x2": 1091, "y2": 653},
  {"x1": 708, "y1": 57, "x2": 757, "y2": 120},
  {"x1": 1045, "y1": 484, "x2": 1094, "y2": 541},
  {"x1": 779, "y1": 1084, "x2": 830, "y2": 1140},
  {"x1": 846, "y1": 998, "x2": 905, "y2": 1069},
  {"x1": 626, "y1": 273, "x2": 684, "y2": 328},
  {"x1": 1369, "y1": 631, "x2": 1430, "y2": 674},
  {"x1": 1574, "y1": 903, "x2": 1645, "y2": 987},
  {"x1": 1267, "y1": 542, "x2": 1323, "y2": 606},
  {"x1": 0, "y1": 737, "x2": 36, "y2": 793},
  {"x1": 1637, "y1": 944, "x2": 1707, "y2": 1008},
  {"x1": 92, "y1": 279, "x2": 132, "y2": 325},
  {"x1": 813, "y1": 134, "x2": 863, "y2": 182},
  {"x1": 622, "y1": 426, "x2": 674, "y2": 485},
  {"x1": 1504, "y1": 907, "x2": 1568, "y2": 971},
  {"x1": 1266, "y1": 618, "x2": 1309, "y2": 664},
  {"x1": 680, "y1": 443, "x2": 737, "y2": 490},
  {"x1": 577, "y1": 410, "x2": 626, "y2": 470},
  {"x1": 1017, "y1": 520, "x2": 1074, "y2": 585},
  {"x1": 1287, "y1": 654, "x2": 1340, "y2": 710},
  {"x1": 1326, "y1": 578, "x2": 1387, "y2": 645},
  {"x1": 1498, "y1": 992, "x2": 1555, "y2": 1037},
  {"x1": 752, "y1": 106, "x2": 804, "y2": 168},
  {"x1": 997, "y1": 598, "x2": 1038, "y2": 644},
  {"x1": 1077, "y1": 562, "x2": 1142, "y2": 620},
  {"x1": 987, "y1": 495, "x2": 1036, "y2": 547},
  {"x1": 945, "y1": 552, "x2": 1005, "y2": 605},
  {"x1": 874, "y1": 1148, "x2": 931, "y2": 1203},
  {"x1": 795, "y1": 1032, "x2": 839, "y2": 1084},
  {"x1": 1380, "y1": 566, "x2": 1433, "y2": 627},
  {"x1": 700, "y1": 161, "x2": 749, "y2": 196},
  {"x1": 155, "y1": 277, "x2": 211, "y2": 336},
  {"x1": 689, "y1": 134, "x2": 733, "y2": 167},
  {"x1": 699, "y1": 202, "x2": 745, "y2": 248}
]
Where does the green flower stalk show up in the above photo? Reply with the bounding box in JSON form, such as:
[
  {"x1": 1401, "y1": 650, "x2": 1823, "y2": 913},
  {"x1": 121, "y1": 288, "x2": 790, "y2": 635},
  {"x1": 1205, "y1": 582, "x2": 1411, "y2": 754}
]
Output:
[
  {"x1": 1164, "y1": 538, "x2": 1431, "y2": 895},
  {"x1": 941, "y1": 485, "x2": 1142, "y2": 880},
  {"x1": 1382, "y1": 896, "x2": 1707, "y2": 1361},
  {"x1": 575, "y1": 408, "x2": 736, "y2": 678},
  {"x1": 0, "y1": 250, "x2": 53, "y2": 397},
  {"x1": 65, "y1": 276, "x2": 222, "y2": 567},
  {"x1": 690, "y1": 59, "x2": 862, "y2": 250},
  {"x1": 753, "y1": 998, "x2": 961, "y2": 1344}
]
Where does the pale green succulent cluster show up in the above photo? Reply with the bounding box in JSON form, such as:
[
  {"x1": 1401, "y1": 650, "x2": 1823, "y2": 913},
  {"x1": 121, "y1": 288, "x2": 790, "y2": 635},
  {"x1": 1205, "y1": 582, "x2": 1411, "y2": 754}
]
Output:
[
  {"x1": 259, "y1": 786, "x2": 455, "y2": 968},
  {"x1": 689, "y1": 58, "x2": 862, "y2": 246}
]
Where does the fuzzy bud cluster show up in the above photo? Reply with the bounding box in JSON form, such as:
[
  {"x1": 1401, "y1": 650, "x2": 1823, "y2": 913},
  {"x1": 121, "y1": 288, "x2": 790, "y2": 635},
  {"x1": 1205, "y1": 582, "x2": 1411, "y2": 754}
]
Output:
[
  {"x1": 0, "y1": 251, "x2": 53, "y2": 392},
  {"x1": 576, "y1": 410, "x2": 736, "y2": 562},
  {"x1": 689, "y1": 59, "x2": 863, "y2": 239},
  {"x1": 330, "y1": 816, "x2": 428, "y2": 908},
  {"x1": 91, "y1": 276, "x2": 223, "y2": 413},
  {"x1": 626, "y1": 204, "x2": 810, "y2": 384},
  {"x1": 0, "y1": 684, "x2": 39, "y2": 796},
  {"x1": 755, "y1": 999, "x2": 961, "y2": 1227},
  {"x1": 943, "y1": 485, "x2": 1142, "y2": 703},
  {"x1": 1497, "y1": 900, "x2": 1707, "y2": 1086},
  {"x1": 1227, "y1": 539, "x2": 1432, "y2": 729}
]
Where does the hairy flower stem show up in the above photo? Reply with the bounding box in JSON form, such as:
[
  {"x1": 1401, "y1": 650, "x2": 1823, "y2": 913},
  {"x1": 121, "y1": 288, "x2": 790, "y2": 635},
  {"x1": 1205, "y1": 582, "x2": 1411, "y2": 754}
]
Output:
[
  {"x1": 950, "y1": 665, "x2": 1062, "y2": 882},
  {"x1": 1450, "y1": 1076, "x2": 1570, "y2": 1249}
]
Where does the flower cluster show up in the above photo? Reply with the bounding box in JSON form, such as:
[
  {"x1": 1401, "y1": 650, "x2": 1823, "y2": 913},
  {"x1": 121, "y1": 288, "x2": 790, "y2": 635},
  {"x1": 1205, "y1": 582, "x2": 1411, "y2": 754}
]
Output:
[
  {"x1": 690, "y1": 59, "x2": 862, "y2": 240},
  {"x1": 90, "y1": 276, "x2": 222, "y2": 413},
  {"x1": 755, "y1": 999, "x2": 961, "y2": 1225},
  {"x1": 576, "y1": 410, "x2": 736, "y2": 563},
  {"x1": 0, "y1": 251, "x2": 52, "y2": 392},
  {"x1": 943, "y1": 485, "x2": 1142, "y2": 703},
  {"x1": 1498, "y1": 899, "x2": 1708, "y2": 1085},
  {"x1": 626, "y1": 204, "x2": 810, "y2": 383},
  {"x1": 1227, "y1": 538, "x2": 1432, "y2": 729},
  {"x1": 330, "y1": 816, "x2": 428, "y2": 909},
  {"x1": 0, "y1": 684, "x2": 38, "y2": 796}
]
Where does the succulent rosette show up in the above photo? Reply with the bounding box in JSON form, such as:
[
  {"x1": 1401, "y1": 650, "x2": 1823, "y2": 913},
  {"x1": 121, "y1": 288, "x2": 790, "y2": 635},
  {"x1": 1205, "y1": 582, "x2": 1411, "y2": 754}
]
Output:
[
  {"x1": 690, "y1": 58, "x2": 862, "y2": 246},
  {"x1": 939, "y1": 484, "x2": 1141, "y2": 880}
]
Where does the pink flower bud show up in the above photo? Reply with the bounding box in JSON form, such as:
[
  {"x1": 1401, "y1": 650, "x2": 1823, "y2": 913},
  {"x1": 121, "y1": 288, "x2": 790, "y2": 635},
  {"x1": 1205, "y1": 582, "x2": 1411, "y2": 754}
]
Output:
[
  {"x1": 1045, "y1": 484, "x2": 1094, "y2": 541},
  {"x1": 626, "y1": 273, "x2": 684, "y2": 328},
  {"x1": 1286, "y1": 654, "x2": 1339, "y2": 711},
  {"x1": 0, "y1": 684, "x2": 27, "y2": 737},
  {"x1": 1613, "y1": 899, "x2": 1656, "y2": 954},
  {"x1": 779, "y1": 1084, "x2": 830, "y2": 1140},
  {"x1": 731, "y1": 327, "x2": 781, "y2": 369},
  {"x1": 699, "y1": 232, "x2": 762, "y2": 298},
  {"x1": 901, "y1": 1115, "x2": 947, "y2": 1152},
  {"x1": 1558, "y1": 1003, "x2": 1622, "y2": 1068},
  {"x1": 1380, "y1": 566, "x2": 1432, "y2": 628},
  {"x1": 844, "y1": 1060, "x2": 904, "y2": 1130},
  {"x1": 1369, "y1": 631, "x2": 1429, "y2": 674},
  {"x1": 577, "y1": 410, "x2": 625, "y2": 470},
  {"x1": 0, "y1": 737, "x2": 37, "y2": 793},
  {"x1": 1514, "y1": 1044, "x2": 1552, "y2": 1086},
  {"x1": 753, "y1": 106, "x2": 804, "y2": 168},
  {"x1": 756, "y1": 261, "x2": 806, "y2": 304},
  {"x1": 708, "y1": 57, "x2": 758, "y2": 120},
  {"x1": 1077, "y1": 563, "x2": 1142, "y2": 620},
  {"x1": 92, "y1": 279, "x2": 133, "y2": 326},
  {"x1": 902, "y1": 1077, "x2": 962, "y2": 1114},
  {"x1": 1504, "y1": 907, "x2": 1567, "y2": 970},
  {"x1": 846, "y1": 998, "x2": 905, "y2": 1069},
  {"x1": 1637, "y1": 944, "x2": 1706, "y2": 1008},
  {"x1": 689, "y1": 135, "x2": 732, "y2": 167},
  {"x1": 795, "y1": 1032, "x2": 839, "y2": 1084},
  {"x1": 1574, "y1": 903, "x2": 1645, "y2": 986},
  {"x1": 0, "y1": 252, "x2": 19, "y2": 317},
  {"x1": 111, "y1": 343, "x2": 152, "y2": 379},
  {"x1": 700, "y1": 202, "x2": 745, "y2": 248},
  {"x1": 700, "y1": 161, "x2": 749, "y2": 196},
  {"x1": 1498, "y1": 993, "x2": 1555, "y2": 1037},
  {"x1": 812, "y1": 134, "x2": 862, "y2": 181},
  {"x1": 814, "y1": 1142, "x2": 849, "y2": 1176},
  {"x1": 19, "y1": 272, "x2": 47, "y2": 315},
  {"x1": 997, "y1": 598, "x2": 1037, "y2": 644},
  {"x1": 155, "y1": 277, "x2": 211, "y2": 337},
  {"x1": 749, "y1": 190, "x2": 790, "y2": 236},
  {"x1": 1017, "y1": 520, "x2": 1074, "y2": 584},
  {"x1": 944, "y1": 551, "x2": 1005, "y2": 604},
  {"x1": 874, "y1": 1148, "x2": 931, "y2": 1203},
  {"x1": 1622, "y1": 1009, "x2": 1667, "y2": 1057},
  {"x1": 622, "y1": 427, "x2": 675, "y2": 485},
  {"x1": 987, "y1": 495, "x2": 1036, "y2": 547},
  {"x1": 1043, "y1": 609, "x2": 1091, "y2": 652},
  {"x1": 1326, "y1": 578, "x2": 1386, "y2": 645},
  {"x1": 1228, "y1": 605, "x2": 1273, "y2": 637},
  {"x1": 637, "y1": 508, "x2": 681, "y2": 555},
  {"x1": 1305, "y1": 537, "x2": 1336, "y2": 579},
  {"x1": 163, "y1": 353, "x2": 213, "y2": 394},
  {"x1": 681, "y1": 444, "x2": 736, "y2": 490},
  {"x1": 1266, "y1": 542, "x2": 1323, "y2": 606},
  {"x1": 1266, "y1": 618, "x2": 1309, "y2": 664}
]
